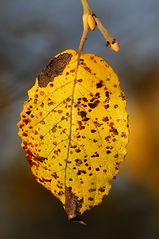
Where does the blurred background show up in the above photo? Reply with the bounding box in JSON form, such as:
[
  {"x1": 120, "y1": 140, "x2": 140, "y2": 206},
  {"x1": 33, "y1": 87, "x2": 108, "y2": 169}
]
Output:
[{"x1": 1, "y1": 0, "x2": 159, "y2": 238}]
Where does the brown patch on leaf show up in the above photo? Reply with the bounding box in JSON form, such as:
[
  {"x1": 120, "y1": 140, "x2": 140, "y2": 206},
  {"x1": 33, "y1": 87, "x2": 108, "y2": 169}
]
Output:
[{"x1": 38, "y1": 53, "x2": 72, "y2": 87}]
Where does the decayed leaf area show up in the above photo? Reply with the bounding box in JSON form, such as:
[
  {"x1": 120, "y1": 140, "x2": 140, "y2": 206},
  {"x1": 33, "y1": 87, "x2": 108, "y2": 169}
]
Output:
[{"x1": 18, "y1": 49, "x2": 128, "y2": 220}]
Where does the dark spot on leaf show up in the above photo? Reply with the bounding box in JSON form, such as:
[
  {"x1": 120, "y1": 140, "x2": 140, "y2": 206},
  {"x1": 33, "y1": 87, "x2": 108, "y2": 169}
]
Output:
[
  {"x1": 91, "y1": 152, "x2": 99, "y2": 158},
  {"x1": 95, "y1": 92, "x2": 100, "y2": 97},
  {"x1": 91, "y1": 129, "x2": 96, "y2": 133},
  {"x1": 89, "y1": 188, "x2": 96, "y2": 192},
  {"x1": 38, "y1": 178, "x2": 44, "y2": 183},
  {"x1": 84, "y1": 66, "x2": 91, "y2": 73},
  {"x1": 93, "y1": 139, "x2": 98, "y2": 143},
  {"x1": 23, "y1": 118, "x2": 31, "y2": 125},
  {"x1": 48, "y1": 102, "x2": 54, "y2": 106},
  {"x1": 77, "y1": 170, "x2": 86, "y2": 175},
  {"x1": 51, "y1": 172, "x2": 59, "y2": 179},
  {"x1": 75, "y1": 159, "x2": 82, "y2": 166},
  {"x1": 79, "y1": 111, "x2": 87, "y2": 118},
  {"x1": 105, "y1": 91, "x2": 109, "y2": 97},
  {"x1": 120, "y1": 92, "x2": 126, "y2": 100},
  {"x1": 106, "y1": 150, "x2": 111, "y2": 154},
  {"x1": 51, "y1": 126, "x2": 57, "y2": 133},
  {"x1": 90, "y1": 56, "x2": 94, "y2": 60},
  {"x1": 114, "y1": 154, "x2": 119, "y2": 158},
  {"x1": 88, "y1": 100, "x2": 99, "y2": 109},
  {"x1": 58, "y1": 191, "x2": 64, "y2": 196},
  {"x1": 70, "y1": 69, "x2": 75, "y2": 73},
  {"x1": 110, "y1": 127, "x2": 118, "y2": 135},
  {"x1": 102, "y1": 116, "x2": 109, "y2": 122},
  {"x1": 96, "y1": 81, "x2": 103, "y2": 88},
  {"x1": 98, "y1": 187, "x2": 105, "y2": 192},
  {"x1": 43, "y1": 178, "x2": 52, "y2": 182},
  {"x1": 26, "y1": 110, "x2": 31, "y2": 115},
  {"x1": 114, "y1": 104, "x2": 118, "y2": 108},
  {"x1": 88, "y1": 197, "x2": 94, "y2": 201},
  {"x1": 75, "y1": 149, "x2": 81, "y2": 153},
  {"x1": 104, "y1": 104, "x2": 109, "y2": 109},
  {"x1": 40, "y1": 102, "x2": 44, "y2": 107},
  {"x1": 121, "y1": 132, "x2": 127, "y2": 138},
  {"x1": 83, "y1": 97, "x2": 88, "y2": 102},
  {"x1": 109, "y1": 122, "x2": 114, "y2": 127}
]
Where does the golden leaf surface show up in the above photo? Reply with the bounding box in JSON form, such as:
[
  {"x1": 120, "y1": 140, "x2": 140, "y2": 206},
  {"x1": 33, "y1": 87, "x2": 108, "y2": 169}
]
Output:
[{"x1": 18, "y1": 49, "x2": 128, "y2": 221}]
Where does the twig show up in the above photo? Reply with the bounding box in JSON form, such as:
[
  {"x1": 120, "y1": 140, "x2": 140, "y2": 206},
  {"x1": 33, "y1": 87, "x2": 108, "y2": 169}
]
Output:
[{"x1": 78, "y1": 0, "x2": 120, "y2": 56}]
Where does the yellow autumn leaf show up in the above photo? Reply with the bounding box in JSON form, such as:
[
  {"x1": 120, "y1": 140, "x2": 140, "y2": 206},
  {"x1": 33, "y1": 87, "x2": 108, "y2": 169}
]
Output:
[{"x1": 18, "y1": 49, "x2": 128, "y2": 221}]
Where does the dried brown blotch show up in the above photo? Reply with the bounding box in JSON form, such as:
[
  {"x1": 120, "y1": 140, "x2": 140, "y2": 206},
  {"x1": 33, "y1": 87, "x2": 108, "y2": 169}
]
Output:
[{"x1": 38, "y1": 53, "x2": 72, "y2": 87}]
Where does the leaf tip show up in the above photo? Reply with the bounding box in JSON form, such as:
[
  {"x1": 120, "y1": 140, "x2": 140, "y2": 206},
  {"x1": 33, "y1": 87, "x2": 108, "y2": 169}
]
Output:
[{"x1": 64, "y1": 186, "x2": 83, "y2": 221}]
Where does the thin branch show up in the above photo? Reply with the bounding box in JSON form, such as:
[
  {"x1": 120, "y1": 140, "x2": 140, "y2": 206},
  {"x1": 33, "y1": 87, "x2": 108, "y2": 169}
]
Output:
[{"x1": 78, "y1": 0, "x2": 120, "y2": 55}]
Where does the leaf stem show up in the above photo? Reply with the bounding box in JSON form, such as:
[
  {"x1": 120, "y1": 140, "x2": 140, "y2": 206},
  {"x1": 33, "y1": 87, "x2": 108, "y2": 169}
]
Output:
[{"x1": 77, "y1": 0, "x2": 91, "y2": 58}]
